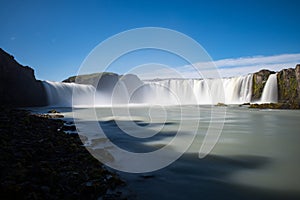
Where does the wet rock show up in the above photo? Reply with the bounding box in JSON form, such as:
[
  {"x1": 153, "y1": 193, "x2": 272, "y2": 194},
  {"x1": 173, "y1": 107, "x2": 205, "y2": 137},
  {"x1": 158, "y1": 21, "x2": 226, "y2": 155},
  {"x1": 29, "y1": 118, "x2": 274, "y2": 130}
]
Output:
[
  {"x1": 216, "y1": 102, "x2": 227, "y2": 106},
  {"x1": 239, "y1": 103, "x2": 250, "y2": 107},
  {"x1": 0, "y1": 108, "x2": 125, "y2": 199},
  {"x1": 47, "y1": 109, "x2": 60, "y2": 114},
  {"x1": 249, "y1": 102, "x2": 300, "y2": 109}
]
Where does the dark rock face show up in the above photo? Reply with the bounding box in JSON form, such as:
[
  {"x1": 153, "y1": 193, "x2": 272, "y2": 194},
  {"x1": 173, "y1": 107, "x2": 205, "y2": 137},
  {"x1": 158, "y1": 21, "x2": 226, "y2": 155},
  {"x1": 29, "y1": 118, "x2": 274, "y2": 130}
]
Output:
[
  {"x1": 251, "y1": 69, "x2": 275, "y2": 101},
  {"x1": 96, "y1": 73, "x2": 119, "y2": 94},
  {"x1": 295, "y1": 64, "x2": 300, "y2": 100},
  {"x1": 120, "y1": 74, "x2": 144, "y2": 95},
  {"x1": 277, "y1": 68, "x2": 299, "y2": 103},
  {"x1": 250, "y1": 102, "x2": 300, "y2": 109},
  {"x1": 0, "y1": 48, "x2": 47, "y2": 107}
]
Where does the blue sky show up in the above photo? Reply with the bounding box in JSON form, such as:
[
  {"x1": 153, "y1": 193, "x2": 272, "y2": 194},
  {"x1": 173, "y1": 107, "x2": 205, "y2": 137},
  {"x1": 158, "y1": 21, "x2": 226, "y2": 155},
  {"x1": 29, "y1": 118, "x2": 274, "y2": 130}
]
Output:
[{"x1": 1, "y1": 0, "x2": 300, "y2": 81}]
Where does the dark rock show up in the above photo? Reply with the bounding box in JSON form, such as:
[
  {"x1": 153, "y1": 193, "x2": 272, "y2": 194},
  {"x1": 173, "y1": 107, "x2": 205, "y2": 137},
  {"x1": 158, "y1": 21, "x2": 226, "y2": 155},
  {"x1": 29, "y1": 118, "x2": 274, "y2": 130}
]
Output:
[
  {"x1": 0, "y1": 108, "x2": 125, "y2": 199},
  {"x1": 249, "y1": 102, "x2": 300, "y2": 109},
  {"x1": 241, "y1": 103, "x2": 250, "y2": 106},
  {"x1": 295, "y1": 64, "x2": 300, "y2": 100},
  {"x1": 120, "y1": 74, "x2": 144, "y2": 95},
  {"x1": 33, "y1": 113, "x2": 64, "y2": 119},
  {"x1": 0, "y1": 48, "x2": 48, "y2": 107},
  {"x1": 96, "y1": 73, "x2": 120, "y2": 94},
  {"x1": 215, "y1": 102, "x2": 227, "y2": 106},
  {"x1": 61, "y1": 125, "x2": 76, "y2": 132},
  {"x1": 239, "y1": 103, "x2": 250, "y2": 107},
  {"x1": 47, "y1": 109, "x2": 60, "y2": 114},
  {"x1": 277, "y1": 68, "x2": 299, "y2": 103}
]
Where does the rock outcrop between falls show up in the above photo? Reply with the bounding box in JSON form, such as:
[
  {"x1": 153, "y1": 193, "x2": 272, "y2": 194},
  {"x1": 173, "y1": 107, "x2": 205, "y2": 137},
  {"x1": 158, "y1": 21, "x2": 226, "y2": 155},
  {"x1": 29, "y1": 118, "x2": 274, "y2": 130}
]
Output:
[{"x1": 277, "y1": 65, "x2": 300, "y2": 103}]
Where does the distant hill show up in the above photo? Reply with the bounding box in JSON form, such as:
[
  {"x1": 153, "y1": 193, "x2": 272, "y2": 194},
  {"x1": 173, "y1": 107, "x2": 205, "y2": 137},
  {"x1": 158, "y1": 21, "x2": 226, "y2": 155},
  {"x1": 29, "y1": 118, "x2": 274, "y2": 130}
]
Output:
[{"x1": 63, "y1": 72, "x2": 144, "y2": 95}]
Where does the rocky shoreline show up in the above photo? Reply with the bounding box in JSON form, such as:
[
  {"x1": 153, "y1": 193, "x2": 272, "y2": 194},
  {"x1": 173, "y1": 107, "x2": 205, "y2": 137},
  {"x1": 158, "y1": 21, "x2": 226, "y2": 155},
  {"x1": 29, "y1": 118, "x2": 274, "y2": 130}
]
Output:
[
  {"x1": 0, "y1": 107, "x2": 127, "y2": 200},
  {"x1": 249, "y1": 102, "x2": 300, "y2": 109}
]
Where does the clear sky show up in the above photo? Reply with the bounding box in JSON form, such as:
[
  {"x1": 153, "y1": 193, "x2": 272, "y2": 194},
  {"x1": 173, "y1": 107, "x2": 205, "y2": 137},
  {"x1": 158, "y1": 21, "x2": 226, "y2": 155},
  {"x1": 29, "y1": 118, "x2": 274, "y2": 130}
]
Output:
[{"x1": 1, "y1": 0, "x2": 300, "y2": 81}]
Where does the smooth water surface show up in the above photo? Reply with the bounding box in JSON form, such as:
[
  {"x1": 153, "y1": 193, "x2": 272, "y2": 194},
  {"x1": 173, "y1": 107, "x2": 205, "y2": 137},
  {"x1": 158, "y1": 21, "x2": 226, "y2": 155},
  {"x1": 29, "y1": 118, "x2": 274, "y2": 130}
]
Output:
[{"x1": 52, "y1": 106, "x2": 300, "y2": 199}]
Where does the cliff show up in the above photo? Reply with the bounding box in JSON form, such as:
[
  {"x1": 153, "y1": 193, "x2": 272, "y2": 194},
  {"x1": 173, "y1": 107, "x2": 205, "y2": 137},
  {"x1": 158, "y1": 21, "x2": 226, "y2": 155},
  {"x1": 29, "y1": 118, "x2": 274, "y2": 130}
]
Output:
[
  {"x1": 277, "y1": 67, "x2": 299, "y2": 103},
  {"x1": 0, "y1": 48, "x2": 47, "y2": 107}
]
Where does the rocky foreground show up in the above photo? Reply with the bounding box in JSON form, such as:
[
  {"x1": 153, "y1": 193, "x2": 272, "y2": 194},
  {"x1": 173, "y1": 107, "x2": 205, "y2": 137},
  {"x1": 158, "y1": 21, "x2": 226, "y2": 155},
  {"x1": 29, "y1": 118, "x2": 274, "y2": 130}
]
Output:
[{"x1": 0, "y1": 108, "x2": 126, "y2": 200}]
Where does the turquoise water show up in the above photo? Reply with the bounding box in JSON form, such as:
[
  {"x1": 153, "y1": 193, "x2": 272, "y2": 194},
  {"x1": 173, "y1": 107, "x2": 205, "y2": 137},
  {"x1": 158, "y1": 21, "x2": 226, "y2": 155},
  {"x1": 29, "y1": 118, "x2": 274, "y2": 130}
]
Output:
[{"x1": 49, "y1": 106, "x2": 300, "y2": 199}]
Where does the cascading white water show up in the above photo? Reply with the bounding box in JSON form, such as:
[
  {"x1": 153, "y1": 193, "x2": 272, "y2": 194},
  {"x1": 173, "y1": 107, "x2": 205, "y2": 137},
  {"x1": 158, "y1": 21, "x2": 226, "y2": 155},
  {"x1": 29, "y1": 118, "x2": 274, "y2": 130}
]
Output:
[
  {"x1": 142, "y1": 74, "x2": 254, "y2": 105},
  {"x1": 43, "y1": 74, "x2": 257, "y2": 107},
  {"x1": 260, "y1": 74, "x2": 278, "y2": 103},
  {"x1": 43, "y1": 81, "x2": 96, "y2": 107}
]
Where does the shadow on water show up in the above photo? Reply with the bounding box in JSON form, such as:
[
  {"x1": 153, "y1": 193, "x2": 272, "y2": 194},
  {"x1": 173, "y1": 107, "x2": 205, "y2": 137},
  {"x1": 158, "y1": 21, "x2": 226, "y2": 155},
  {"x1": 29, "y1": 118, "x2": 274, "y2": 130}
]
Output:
[
  {"x1": 102, "y1": 118, "x2": 300, "y2": 200},
  {"x1": 120, "y1": 153, "x2": 300, "y2": 200},
  {"x1": 97, "y1": 119, "x2": 180, "y2": 153},
  {"x1": 63, "y1": 114, "x2": 300, "y2": 200},
  {"x1": 87, "y1": 119, "x2": 300, "y2": 200}
]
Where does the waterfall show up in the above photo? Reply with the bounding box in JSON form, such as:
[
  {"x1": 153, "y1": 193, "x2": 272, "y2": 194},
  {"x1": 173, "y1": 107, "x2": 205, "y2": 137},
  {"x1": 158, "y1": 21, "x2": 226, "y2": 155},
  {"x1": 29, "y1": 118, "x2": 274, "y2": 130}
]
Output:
[
  {"x1": 43, "y1": 74, "x2": 256, "y2": 107},
  {"x1": 260, "y1": 74, "x2": 278, "y2": 103},
  {"x1": 43, "y1": 81, "x2": 96, "y2": 107},
  {"x1": 143, "y1": 74, "x2": 253, "y2": 105}
]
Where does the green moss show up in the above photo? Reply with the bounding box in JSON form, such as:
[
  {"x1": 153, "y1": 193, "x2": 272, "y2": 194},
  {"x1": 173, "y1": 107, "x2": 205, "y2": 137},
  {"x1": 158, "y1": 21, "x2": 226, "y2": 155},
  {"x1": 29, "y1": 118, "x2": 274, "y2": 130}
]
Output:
[
  {"x1": 277, "y1": 72, "x2": 298, "y2": 102},
  {"x1": 63, "y1": 72, "x2": 120, "y2": 83},
  {"x1": 252, "y1": 75, "x2": 267, "y2": 100}
]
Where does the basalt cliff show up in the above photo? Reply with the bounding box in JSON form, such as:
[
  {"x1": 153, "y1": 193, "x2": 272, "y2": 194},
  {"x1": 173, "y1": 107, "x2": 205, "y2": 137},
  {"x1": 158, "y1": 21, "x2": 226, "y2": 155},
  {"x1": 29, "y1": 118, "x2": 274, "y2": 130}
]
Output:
[{"x1": 0, "y1": 48, "x2": 47, "y2": 107}]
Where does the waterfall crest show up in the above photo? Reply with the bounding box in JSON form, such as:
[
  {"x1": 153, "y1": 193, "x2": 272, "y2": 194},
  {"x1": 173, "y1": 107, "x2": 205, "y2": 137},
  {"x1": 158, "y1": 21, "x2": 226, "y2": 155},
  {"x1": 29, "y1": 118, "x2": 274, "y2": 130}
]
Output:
[
  {"x1": 43, "y1": 73, "x2": 279, "y2": 107},
  {"x1": 142, "y1": 74, "x2": 253, "y2": 105}
]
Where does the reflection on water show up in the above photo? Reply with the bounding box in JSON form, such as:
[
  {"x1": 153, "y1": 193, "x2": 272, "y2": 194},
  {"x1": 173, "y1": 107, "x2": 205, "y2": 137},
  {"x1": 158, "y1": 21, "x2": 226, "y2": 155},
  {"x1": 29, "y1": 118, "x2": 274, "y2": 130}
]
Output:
[{"x1": 62, "y1": 106, "x2": 300, "y2": 199}]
